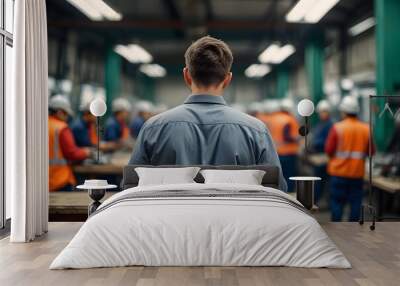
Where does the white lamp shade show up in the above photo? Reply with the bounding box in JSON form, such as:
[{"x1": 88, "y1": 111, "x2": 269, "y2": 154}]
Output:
[
  {"x1": 90, "y1": 98, "x2": 107, "y2": 117},
  {"x1": 297, "y1": 99, "x2": 315, "y2": 117}
]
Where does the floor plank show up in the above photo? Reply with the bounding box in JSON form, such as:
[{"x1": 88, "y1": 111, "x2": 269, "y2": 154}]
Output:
[{"x1": 0, "y1": 222, "x2": 399, "y2": 286}]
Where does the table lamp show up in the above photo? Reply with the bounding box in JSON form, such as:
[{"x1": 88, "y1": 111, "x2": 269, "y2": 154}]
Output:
[
  {"x1": 289, "y1": 99, "x2": 320, "y2": 210},
  {"x1": 297, "y1": 99, "x2": 315, "y2": 157},
  {"x1": 89, "y1": 98, "x2": 107, "y2": 164}
]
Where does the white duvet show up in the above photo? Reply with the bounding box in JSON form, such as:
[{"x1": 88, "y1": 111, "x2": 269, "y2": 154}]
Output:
[{"x1": 50, "y1": 183, "x2": 351, "y2": 269}]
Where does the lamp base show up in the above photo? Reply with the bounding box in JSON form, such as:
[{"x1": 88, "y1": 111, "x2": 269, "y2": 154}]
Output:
[{"x1": 88, "y1": 188, "x2": 106, "y2": 216}]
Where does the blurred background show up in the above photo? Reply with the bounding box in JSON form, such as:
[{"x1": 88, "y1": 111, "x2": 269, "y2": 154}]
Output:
[
  {"x1": 41, "y1": 0, "x2": 400, "y2": 222},
  {"x1": 46, "y1": 0, "x2": 377, "y2": 112}
]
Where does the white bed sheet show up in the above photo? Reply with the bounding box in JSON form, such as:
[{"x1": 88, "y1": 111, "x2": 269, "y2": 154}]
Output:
[{"x1": 50, "y1": 183, "x2": 351, "y2": 269}]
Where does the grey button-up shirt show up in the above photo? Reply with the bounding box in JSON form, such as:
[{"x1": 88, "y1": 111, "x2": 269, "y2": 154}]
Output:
[{"x1": 129, "y1": 94, "x2": 287, "y2": 191}]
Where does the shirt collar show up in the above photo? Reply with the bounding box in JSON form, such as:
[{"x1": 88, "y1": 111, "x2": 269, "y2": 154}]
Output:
[{"x1": 184, "y1": 94, "x2": 226, "y2": 105}]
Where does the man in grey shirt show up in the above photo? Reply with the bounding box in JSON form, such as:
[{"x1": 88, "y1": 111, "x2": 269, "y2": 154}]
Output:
[{"x1": 129, "y1": 36, "x2": 287, "y2": 191}]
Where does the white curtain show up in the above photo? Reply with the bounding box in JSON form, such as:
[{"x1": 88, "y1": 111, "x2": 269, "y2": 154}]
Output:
[{"x1": 9, "y1": 0, "x2": 49, "y2": 242}]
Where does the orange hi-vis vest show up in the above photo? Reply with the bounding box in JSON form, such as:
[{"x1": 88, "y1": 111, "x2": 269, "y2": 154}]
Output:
[
  {"x1": 121, "y1": 124, "x2": 130, "y2": 140},
  {"x1": 89, "y1": 123, "x2": 98, "y2": 146},
  {"x1": 267, "y1": 112, "x2": 300, "y2": 156},
  {"x1": 257, "y1": 113, "x2": 273, "y2": 127},
  {"x1": 49, "y1": 116, "x2": 76, "y2": 192},
  {"x1": 327, "y1": 118, "x2": 370, "y2": 179}
]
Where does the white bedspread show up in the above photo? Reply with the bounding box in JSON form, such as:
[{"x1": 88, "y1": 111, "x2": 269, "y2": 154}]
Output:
[{"x1": 50, "y1": 183, "x2": 351, "y2": 269}]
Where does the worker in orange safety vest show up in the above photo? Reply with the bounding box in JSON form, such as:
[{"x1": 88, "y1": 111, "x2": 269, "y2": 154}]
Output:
[
  {"x1": 49, "y1": 95, "x2": 92, "y2": 192},
  {"x1": 325, "y1": 96, "x2": 373, "y2": 222},
  {"x1": 267, "y1": 99, "x2": 300, "y2": 192}
]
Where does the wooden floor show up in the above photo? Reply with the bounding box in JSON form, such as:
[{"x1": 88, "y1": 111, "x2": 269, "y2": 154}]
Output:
[{"x1": 0, "y1": 222, "x2": 399, "y2": 286}]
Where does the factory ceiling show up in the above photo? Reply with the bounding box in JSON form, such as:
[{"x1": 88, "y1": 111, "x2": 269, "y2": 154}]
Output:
[{"x1": 46, "y1": 0, "x2": 373, "y2": 71}]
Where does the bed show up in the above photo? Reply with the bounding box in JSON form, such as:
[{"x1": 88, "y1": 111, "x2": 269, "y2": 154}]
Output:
[{"x1": 50, "y1": 165, "x2": 350, "y2": 269}]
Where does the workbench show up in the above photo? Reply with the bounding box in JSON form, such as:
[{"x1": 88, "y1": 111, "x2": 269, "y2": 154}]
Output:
[
  {"x1": 49, "y1": 191, "x2": 118, "y2": 221},
  {"x1": 368, "y1": 175, "x2": 400, "y2": 220},
  {"x1": 72, "y1": 151, "x2": 131, "y2": 176}
]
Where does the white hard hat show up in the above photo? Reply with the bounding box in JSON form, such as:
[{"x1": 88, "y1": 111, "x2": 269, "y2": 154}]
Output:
[
  {"x1": 112, "y1": 97, "x2": 132, "y2": 113},
  {"x1": 49, "y1": 95, "x2": 74, "y2": 116},
  {"x1": 79, "y1": 94, "x2": 95, "y2": 112},
  {"x1": 263, "y1": 100, "x2": 280, "y2": 113},
  {"x1": 316, "y1": 100, "x2": 331, "y2": 113},
  {"x1": 231, "y1": 103, "x2": 246, "y2": 113},
  {"x1": 247, "y1": 102, "x2": 263, "y2": 113},
  {"x1": 135, "y1": 100, "x2": 153, "y2": 113},
  {"x1": 153, "y1": 103, "x2": 168, "y2": 114},
  {"x1": 280, "y1": 98, "x2": 295, "y2": 112},
  {"x1": 339, "y1": 96, "x2": 359, "y2": 114}
]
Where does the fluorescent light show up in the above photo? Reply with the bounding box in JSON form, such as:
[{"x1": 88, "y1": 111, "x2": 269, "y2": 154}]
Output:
[
  {"x1": 245, "y1": 64, "x2": 271, "y2": 78},
  {"x1": 348, "y1": 17, "x2": 375, "y2": 36},
  {"x1": 305, "y1": 0, "x2": 340, "y2": 23},
  {"x1": 286, "y1": 0, "x2": 339, "y2": 23},
  {"x1": 275, "y1": 45, "x2": 295, "y2": 63},
  {"x1": 88, "y1": 0, "x2": 122, "y2": 21},
  {"x1": 258, "y1": 44, "x2": 280, "y2": 63},
  {"x1": 286, "y1": 0, "x2": 315, "y2": 23},
  {"x1": 66, "y1": 0, "x2": 122, "y2": 21},
  {"x1": 66, "y1": 0, "x2": 103, "y2": 20},
  {"x1": 114, "y1": 44, "x2": 153, "y2": 64},
  {"x1": 139, "y1": 64, "x2": 167, "y2": 78},
  {"x1": 258, "y1": 44, "x2": 296, "y2": 64}
]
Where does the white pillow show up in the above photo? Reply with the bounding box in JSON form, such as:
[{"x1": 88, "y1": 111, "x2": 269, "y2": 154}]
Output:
[
  {"x1": 200, "y1": 169, "x2": 266, "y2": 185},
  {"x1": 135, "y1": 167, "x2": 201, "y2": 186}
]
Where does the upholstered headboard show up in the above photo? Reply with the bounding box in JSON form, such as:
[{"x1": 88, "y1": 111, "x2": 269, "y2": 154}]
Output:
[{"x1": 121, "y1": 165, "x2": 280, "y2": 190}]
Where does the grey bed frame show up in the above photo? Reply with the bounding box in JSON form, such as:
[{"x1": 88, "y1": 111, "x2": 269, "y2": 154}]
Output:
[{"x1": 121, "y1": 165, "x2": 280, "y2": 190}]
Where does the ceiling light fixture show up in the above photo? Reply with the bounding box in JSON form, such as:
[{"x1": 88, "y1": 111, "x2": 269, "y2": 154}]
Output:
[
  {"x1": 140, "y1": 64, "x2": 167, "y2": 78},
  {"x1": 114, "y1": 44, "x2": 153, "y2": 64},
  {"x1": 348, "y1": 17, "x2": 375, "y2": 36},
  {"x1": 245, "y1": 64, "x2": 271, "y2": 78},
  {"x1": 286, "y1": 0, "x2": 340, "y2": 23},
  {"x1": 258, "y1": 44, "x2": 296, "y2": 64},
  {"x1": 66, "y1": 0, "x2": 122, "y2": 21}
]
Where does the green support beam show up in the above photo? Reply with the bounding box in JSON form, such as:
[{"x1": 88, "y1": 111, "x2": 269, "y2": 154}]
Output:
[
  {"x1": 305, "y1": 33, "x2": 324, "y2": 124},
  {"x1": 105, "y1": 47, "x2": 121, "y2": 116},
  {"x1": 276, "y1": 65, "x2": 289, "y2": 99},
  {"x1": 375, "y1": 0, "x2": 400, "y2": 149},
  {"x1": 135, "y1": 72, "x2": 156, "y2": 102}
]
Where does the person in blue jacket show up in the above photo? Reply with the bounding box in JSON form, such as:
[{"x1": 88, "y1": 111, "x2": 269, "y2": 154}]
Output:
[
  {"x1": 130, "y1": 101, "x2": 153, "y2": 139},
  {"x1": 311, "y1": 100, "x2": 334, "y2": 203},
  {"x1": 104, "y1": 97, "x2": 132, "y2": 144}
]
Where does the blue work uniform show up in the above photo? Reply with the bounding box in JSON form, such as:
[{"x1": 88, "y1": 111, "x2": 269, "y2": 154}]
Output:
[
  {"x1": 70, "y1": 117, "x2": 93, "y2": 147},
  {"x1": 129, "y1": 94, "x2": 287, "y2": 191},
  {"x1": 313, "y1": 119, "x2": 333, "y2": 153},
  {"x1": 312, "y1": 119, "x2": 333, "y2": 203},
  {"x1": 104, "y1": 116, "x2": 125, "y2": 142},
  {"x1": 130, "y1": 116, "x2": 145, "y2": 139}
]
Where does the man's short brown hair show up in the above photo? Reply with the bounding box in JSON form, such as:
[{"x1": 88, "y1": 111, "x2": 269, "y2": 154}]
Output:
[{"x1": 184, "y1": 36, "x2": 233, "y2": 87}]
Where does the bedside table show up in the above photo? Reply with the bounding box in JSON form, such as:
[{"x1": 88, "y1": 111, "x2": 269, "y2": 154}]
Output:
[
  {"x1": 77, "y1": 180, "x2": 117, "y2": 216},
  {"x1": 289, "y1": 176, "x2": 321, "y2": 210}
]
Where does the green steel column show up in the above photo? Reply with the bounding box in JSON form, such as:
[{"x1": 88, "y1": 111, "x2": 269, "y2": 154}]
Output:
[
  {"x1": 105, "y1": 47, "x2": 121, "y2": 116},
  {"x1": 276, "y1": 65, "x2": 289, "y2": 99},
  {"x1": 305, "y1": 39, "x2": 324, "y2": 104},
  {"x1": 305, "y1": 34, "x2": 324, "y2": 124},
  {"x1": 135, "y1": 72, "x2": 155, "y2": 102},
  {"x1": 375, "y1": 0, "x2": 400, "y2": 149}
]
